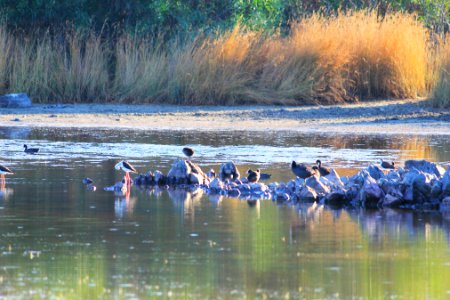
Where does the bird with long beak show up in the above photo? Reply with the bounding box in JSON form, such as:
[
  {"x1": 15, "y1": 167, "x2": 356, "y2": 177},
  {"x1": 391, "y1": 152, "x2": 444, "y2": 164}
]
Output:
[
  {"x1": 115, "y1": 161, "x2": 137, "y2": 186},
  {"x1": 0, "y1": 164, "x2": 13, "y2": 186}
]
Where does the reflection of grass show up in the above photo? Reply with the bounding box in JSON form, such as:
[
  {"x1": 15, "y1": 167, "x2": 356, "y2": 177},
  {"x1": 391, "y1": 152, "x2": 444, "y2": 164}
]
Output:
[{"x1": 397, "y1": 137, "x2": 436, "y2": 162}]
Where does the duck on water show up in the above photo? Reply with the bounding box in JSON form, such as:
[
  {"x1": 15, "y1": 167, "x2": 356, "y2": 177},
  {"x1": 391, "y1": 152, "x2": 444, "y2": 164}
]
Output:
[{"x1": 23, "y1": 144, "x2": 39, "y2": 154}]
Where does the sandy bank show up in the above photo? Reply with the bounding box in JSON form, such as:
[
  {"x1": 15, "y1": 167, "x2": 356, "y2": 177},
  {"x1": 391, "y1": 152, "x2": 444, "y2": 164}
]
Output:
[{"x1": 0, "y1": 99, "x2": 449, "y2": 135}]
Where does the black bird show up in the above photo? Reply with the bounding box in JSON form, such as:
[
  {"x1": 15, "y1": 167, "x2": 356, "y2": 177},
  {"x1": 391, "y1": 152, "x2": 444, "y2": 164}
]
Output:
[
  {"x1": 379, "y1": 159, "x2": 395, "y2": 169},
  {"x1": 23, "y1": 144, "x2": 39, "y2": 154},
  {"x1": 82, "y1": 178, "x2": 94, "y2": 185},
  {"x1": 291, "y1": 161, "x2": 317, "y2": 179},
  {"x1": 259, "y1": 173, "x2": 271, "y2": 180},
  {"x1": 182, "y1": 147, "x2": 194, "y2": 158},
  {"x1": 247, "y1": 169, "x2": 260, "y2": 183},
  {"x1": 316, "y1": 160, "x2": 330, "y2": 176}
]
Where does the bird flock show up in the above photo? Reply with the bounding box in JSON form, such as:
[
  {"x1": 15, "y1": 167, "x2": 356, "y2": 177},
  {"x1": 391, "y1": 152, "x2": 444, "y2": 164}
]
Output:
[{"x1": 0, "y1": 145, "x2": 396, "y2": 191}]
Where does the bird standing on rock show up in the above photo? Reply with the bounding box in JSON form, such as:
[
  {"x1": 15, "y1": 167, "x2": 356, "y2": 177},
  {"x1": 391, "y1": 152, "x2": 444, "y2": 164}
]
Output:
[
  {"x1": 115, "y1": 160, "x2": 138, "y2": 186},
  {"x1": 316, "y1": 160, "x2": 330, "y2": 176},
  {"x1": 24, "y1": 144, "x2": 39, "y2": 154},
  {"x1": 247, "y1": 169, "x2": 260, "y2": 183},
  {"x1": 182, "y1": 147, "x2": 194, "y2": 159},
  {"x1": 291, "y1": 161, "x2": 317, "y2": 179},
  {"x1": 379, "y1": 159, "x2": 395, "y2": 169}
]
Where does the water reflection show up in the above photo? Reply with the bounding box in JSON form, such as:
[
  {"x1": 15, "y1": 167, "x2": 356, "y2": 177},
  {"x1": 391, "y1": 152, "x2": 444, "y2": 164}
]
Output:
[{"x1": 0, "y1": 128, "x2": 449, "y2": 299}]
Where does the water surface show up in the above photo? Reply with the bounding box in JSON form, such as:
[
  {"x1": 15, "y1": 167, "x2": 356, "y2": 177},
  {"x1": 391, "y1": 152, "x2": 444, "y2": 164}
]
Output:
[{"x1": 0, "y1": 127, "x2": 449, "y2": 299}]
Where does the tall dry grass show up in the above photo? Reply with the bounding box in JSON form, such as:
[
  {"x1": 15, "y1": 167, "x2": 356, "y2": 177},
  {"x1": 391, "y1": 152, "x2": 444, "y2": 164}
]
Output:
[
  {"x1": 0, "y1": 11, "x2": 441, "y2": 105},
  {"x1": 430, "y1": 39, "x2": 450, "y2": 108}
]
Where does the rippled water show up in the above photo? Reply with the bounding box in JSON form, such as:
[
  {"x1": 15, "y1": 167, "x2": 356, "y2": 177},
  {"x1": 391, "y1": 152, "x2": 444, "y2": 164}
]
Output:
[{"x1": 0, "y1": 127, "x2": 449, "y2": 299}]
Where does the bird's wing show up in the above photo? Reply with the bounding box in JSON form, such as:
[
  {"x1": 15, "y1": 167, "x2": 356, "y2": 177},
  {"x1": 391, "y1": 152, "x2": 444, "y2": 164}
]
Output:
[
  {"x1": 0, "y1": 164, "x2": 13, "y2": 173},
  {"x1": 123, "y1": 161, "x2": 137, "y2": 173}
]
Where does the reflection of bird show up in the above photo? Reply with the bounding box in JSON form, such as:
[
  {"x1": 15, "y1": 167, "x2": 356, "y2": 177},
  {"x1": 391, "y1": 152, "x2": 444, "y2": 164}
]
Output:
[
  {"x1": 380, "y1": 159, "x2": 395, "y2": 169},
  {"x1": 247, "y1": 169, "x2": 260, "y2": 183},
  {"x1": 0, "y1": 164, "x2": 13, "y2": 185},
  {"x1": 115, "y1": 161, "x2": 137, "y2": 186},
  {"x1": 291, "y1": 161, "x2": 317, "y2": 179},
  {"x1": 23, "y1": 144, "x2": 39, "y2": 154},
  {"x1": 316, "y1": 160, "x2": 330, "y2": 176},
  {"x1": 182, "y1": 147, "x2": 194, "y2": 158}
]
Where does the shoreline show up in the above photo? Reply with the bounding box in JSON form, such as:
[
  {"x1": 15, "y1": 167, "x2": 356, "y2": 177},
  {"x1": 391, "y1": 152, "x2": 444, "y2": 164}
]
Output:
[{"x1": 1, "y1": 99, "x2": 449, "y2": 135}]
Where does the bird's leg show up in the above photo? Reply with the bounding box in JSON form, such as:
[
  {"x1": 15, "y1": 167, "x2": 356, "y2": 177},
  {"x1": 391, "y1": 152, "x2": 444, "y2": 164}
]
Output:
[
  {"x1": 125, "y1": 172, "x2": 131, "y2": 186},
  {"x1": 0, "y1": 175, "x2": 4, "y2": 187}
]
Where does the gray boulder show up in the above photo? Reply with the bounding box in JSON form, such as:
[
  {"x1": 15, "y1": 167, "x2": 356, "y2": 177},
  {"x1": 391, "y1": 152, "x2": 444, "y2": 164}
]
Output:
[
  {"x1": 298, "y1": 186, "x2": 318, "y2": 202},
  {"x1": 306, "y1": 175, "x2": 330, "y2": 195},
  {"x1": 404, "y1": 160, "x2": 446, "y2": 178},
  {"x1": 359, "y1": 181, "x2": 384, "y2": 208},
  {"x1": 442, "y1": 167, "x2": 450, "y2": 196},
  {"x1": 167, "y1": 159, "x2": 191, "y2": 182},
  {"x1": 0, "y1": 93, "x2": 32, "y2": 108},
  {"x1": 367, "y1": 164, "x2": 385, "y2": 180}
]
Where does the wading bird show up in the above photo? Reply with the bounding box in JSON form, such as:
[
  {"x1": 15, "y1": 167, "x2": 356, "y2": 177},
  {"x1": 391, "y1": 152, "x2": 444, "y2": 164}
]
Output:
[
  {"x1": 0, "y1": 164, "x2": 13, "y2": 186},
  {"x1": 115, "y1": 160, "x2": 137, "y2": 186}
]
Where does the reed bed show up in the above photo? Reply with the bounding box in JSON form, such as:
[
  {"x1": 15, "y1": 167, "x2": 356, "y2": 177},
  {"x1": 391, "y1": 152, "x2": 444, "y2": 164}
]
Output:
[
  {"x1": 430, "y1": 39, "x2": 450, "y2": 108},
  {"x1": 0, "y1": 11, "x2": 444, "y2": 105}
]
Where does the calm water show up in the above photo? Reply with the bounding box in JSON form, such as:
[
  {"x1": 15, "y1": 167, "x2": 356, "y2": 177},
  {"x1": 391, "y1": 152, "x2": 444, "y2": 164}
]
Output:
[{"x1": 0, "y1": 127, "x2": 449, "y2": 299}]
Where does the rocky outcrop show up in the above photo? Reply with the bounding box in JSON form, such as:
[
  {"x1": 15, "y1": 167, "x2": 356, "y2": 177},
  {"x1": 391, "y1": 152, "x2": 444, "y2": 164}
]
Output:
[
  {"x1": 0, "y1": 93, "x2": 32, "y2": 108},
  {"x1": 129, "y1": 158, "x2": 449, "y2": 211}
]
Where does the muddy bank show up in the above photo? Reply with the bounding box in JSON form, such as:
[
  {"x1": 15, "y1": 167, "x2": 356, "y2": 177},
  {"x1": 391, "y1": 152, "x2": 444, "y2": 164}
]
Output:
[{"x1": 0, "y1": 99, "x2": 449, "y2": 135}]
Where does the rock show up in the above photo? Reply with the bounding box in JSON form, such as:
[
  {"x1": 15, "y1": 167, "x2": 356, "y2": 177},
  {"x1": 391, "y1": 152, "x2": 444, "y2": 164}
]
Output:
[
  {"x1": 189, "y1": 172, "x2": 204, "y2": 185},
  {"x1": 443, "y1": 167, "x2": 450, "y2": 196},
  {"x1": 154, "y1": 170, "x2": 167, "y2": 185},
  {"x1": 219, "y1": 161, "x2": 240, "y2": 180},
  {"x1": 210, "y1": 178, "x2": 224, "y2": 191},
  {"x1": 298, "y1": 186, "x2": 318, "y2": 202},
  {"x1": 228, "y1": 188, "x2": 241, "y2": 198},
  {"x1": 439, "y1": 197, "x2": 450, "y2": 212},
  {"x1": 325, "y1": 191, "x2": 347, "y2": 207},
  {"x1": 276, "y1": 192, "x2": 290, "y2": 202},
  {"x1": 402, "y1": 169, "x2": 432, "y2": 202},
  {"x1": 323, "y1": 169, "x2": 344, "y2": 188},
  {"x1": 431, "y1": 181, "x2": 442, "y2": 199},
  {"x1": 381, "y1": 194, "x2": 403, "y2": 208},
  {"x1": 366, "y1": 164, "x2": 385, "y2": 180},
  {"x1": 305, "y1": 175, "x2": 330, "y2": 195},
  {"x1": 250, "y1": 183, "x2": 268, "y2": 193},
  {"x1": 167, "y1": 159, "x2": 191, "y2": 182},
  {"x1": 359, "y1": 181, "x2": 384, "y2": 208},
  {"x1": 404, "y1": 160, "x2": 446, "y2": 178},
  {"x1": 0, "y1": 93, "x2": 32, "y2": 108}
]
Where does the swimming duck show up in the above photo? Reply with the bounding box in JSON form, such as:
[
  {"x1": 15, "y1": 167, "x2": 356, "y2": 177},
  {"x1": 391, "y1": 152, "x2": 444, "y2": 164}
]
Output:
[
  {"x1": 379, "y1": 159, "x2": 395, "y2": 169},
  {"x1": 23, "y1": 144, "x2": 39, "y2": 154},
  {"x1": 316, "y1": 160, "x2": 330, "y2": 176},
  {"x1": 247, "y1": 169, "x2": 260, "y2": 183},
  {"x1": 291, "y1": 161, "x2": 317, "y2": 179}
]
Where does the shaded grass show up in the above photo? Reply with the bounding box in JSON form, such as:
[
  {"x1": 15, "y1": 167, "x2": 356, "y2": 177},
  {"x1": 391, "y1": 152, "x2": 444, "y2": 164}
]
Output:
[
  {"x1": 0, "y1": 11, "x2": 442, "y2": 105},
  {"x1": 430, "y1": 39, "x2": 450, "y2": 108}
]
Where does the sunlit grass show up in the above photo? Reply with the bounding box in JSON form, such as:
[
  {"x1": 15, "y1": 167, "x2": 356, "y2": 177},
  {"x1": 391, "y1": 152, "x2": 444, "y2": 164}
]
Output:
[{"x1": 0, "y1": 11, "x2": 443, "y2": 105}]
